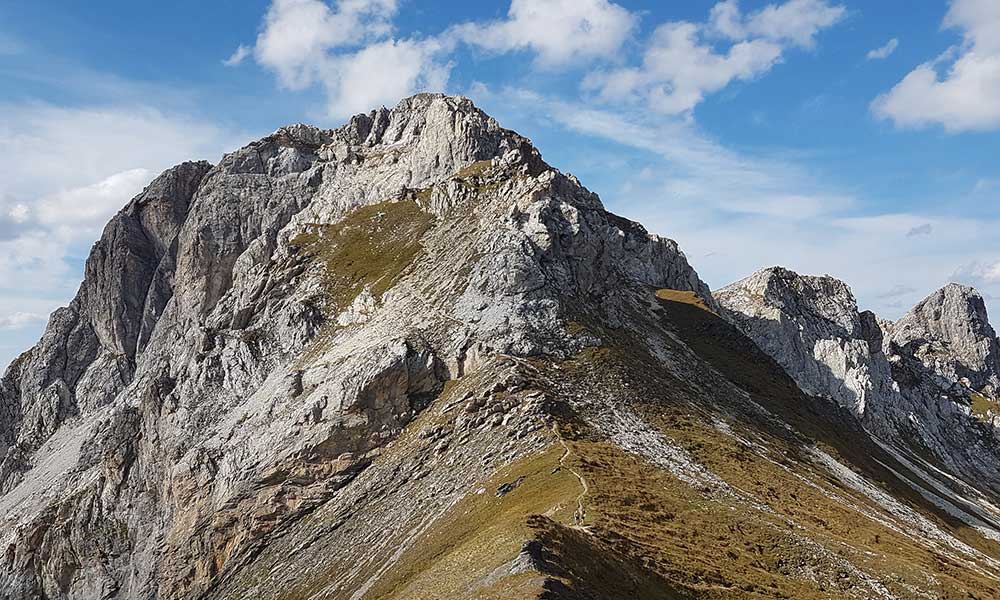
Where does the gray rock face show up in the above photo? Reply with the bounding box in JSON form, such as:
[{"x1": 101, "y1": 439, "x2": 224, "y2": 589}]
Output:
[
  {"x1": 0, "y1": 94, "x2": 710, "y2": 599},
  {"x1": 0, "y1": 161, "x2": 210, "y2": 494},
  {"x1": 6, "y1": 93, "x2": 1000, "y2": 599},
  {"x1": 889, "y1": 283, "x2": 1000, "y2": 395},
  {"x1": 714, "y1": 267, "x2": 896, "y2": 417},
  {"x1": 717, "y1": 267, "x2": 1000, "y2": 497}
]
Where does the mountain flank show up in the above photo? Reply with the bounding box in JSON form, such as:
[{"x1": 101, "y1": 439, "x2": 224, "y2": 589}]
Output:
[{"x1": 3, "y1": 94, "x2": 1000, "y2": 600}]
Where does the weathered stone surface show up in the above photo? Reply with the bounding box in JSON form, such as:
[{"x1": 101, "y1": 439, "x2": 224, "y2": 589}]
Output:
[
  {"x1": 4, "y1": 94, "x2": 1000, "y2": 600},
  {"x1": 717, "y1": 267, "x2": 1000, "y2": 498},
  {"x1": 0, "y1": 94, "x2": 710, "y2": 599},
  {"x1": 889, "y1": 283, "x2": 1000, "y2": 394}
]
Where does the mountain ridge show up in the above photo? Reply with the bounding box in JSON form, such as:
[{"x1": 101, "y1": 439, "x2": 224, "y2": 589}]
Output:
[{"x1": 3, "y1": 94, "x2": 1000, "y2": 599}]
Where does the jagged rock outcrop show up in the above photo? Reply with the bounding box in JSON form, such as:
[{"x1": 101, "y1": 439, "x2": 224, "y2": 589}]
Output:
[
  {"x1": 0, "y1": 161, "x2": 211, "y2": 494},
  {"x1": 4, "y1": 95, "x2": 1000, "y2": 600},
  {"x1": 713, "y1": 267, "x2": 897, "y2": 418},
  {"x1": 718, "y1": 267, "x2": 1000, "y2": 501},
  {"x1": 889, "y1": 283, "x2": 1000, "y2": 396}
]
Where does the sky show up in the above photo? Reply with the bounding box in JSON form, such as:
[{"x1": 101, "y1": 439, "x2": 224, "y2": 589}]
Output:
[{"x1": 2, "y1": 0, "x2": 1000, "y2": 369}]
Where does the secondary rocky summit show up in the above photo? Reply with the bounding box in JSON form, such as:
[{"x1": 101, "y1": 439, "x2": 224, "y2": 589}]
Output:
[{"x1": 3, "y1": 94, "x2": 1000, "y2": 600}]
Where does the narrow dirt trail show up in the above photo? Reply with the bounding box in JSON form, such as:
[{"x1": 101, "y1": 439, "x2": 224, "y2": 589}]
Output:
[{"x1": 554, "y1": 425, "x2": 591, "y2": 531}]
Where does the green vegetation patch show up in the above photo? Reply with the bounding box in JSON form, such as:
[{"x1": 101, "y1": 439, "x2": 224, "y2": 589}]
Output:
[
  {"x1": 290, "y1": 200, "x2": 434, "y2": 313},
  {"x1": 970, "y1": 391, "x2": 1000, "y2": 421}
]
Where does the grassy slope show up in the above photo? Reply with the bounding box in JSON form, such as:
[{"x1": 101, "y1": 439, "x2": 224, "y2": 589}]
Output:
[{"x1": 218, "y1": 195, "x2": 1000, "y2": 598}]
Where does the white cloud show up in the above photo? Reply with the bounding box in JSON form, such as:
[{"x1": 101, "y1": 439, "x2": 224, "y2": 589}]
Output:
[
  {"x1": 866, "y1": 38, "x2": 899, "y2": 60},
  {"x1": 321, "y1": 38, "x2": 451, "y2": 118},
  {"x1": 247, "y1": 0, "x2": 451, "y2": 118},
  {"x1": 710, "y1": 0, "x2": 846, "y2": 48},
  {"x1": 0, "y1": 312, "x2": 46, "y2": 330},
  {"x1": 254, "y1": 0, "x2": 399, "y2": 89},
  {"x1": 954, "y1": 260, "x2": 1000, "y2": 286},
  {"x1": 872, "y1": 0, "x2": 1000, "y2": 132},
  {"x1": 585, "y1": 22, "x2": 783, "y2": 115},
  {"x1": 0, "y1": 169, "x2": 149, "y2": 246},
  {"x1": 246, "y1": 0, "x2": 636, "y2": 119},
  {"x1": 452, "y1": 0, "x2": 636, "y2": 68},
  {"x1": 586, "y1": 0, "x2": 844, "y2": 115},
  {"x1": 32, "y1": 169, "x2": 152, "y2": 241},
  {"x1": 223, "y1": 44, "x2": 252, "y2": 67},
  {"x1": 245, "y1": 0, "x2": 843, "y2": 120},
  {"x1": 0, "y1": 104, "x2": 240, "y2": 200}
]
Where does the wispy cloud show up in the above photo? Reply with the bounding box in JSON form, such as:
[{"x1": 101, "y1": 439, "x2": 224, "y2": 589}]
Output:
[
  {"x1": 877, "y1": 284, "x2": 916, "y2": 299},
  {"x1": 0, "y1": 312, "x2": 45, "y2": 329},
  {"x1": 487, "y1": 87, "x2": 852, "y2": 222},
  {"x1": 866, "y1": 38, "x2": 898, "y2": 60},
  {"x1": 906, "y1": 223, "x2": 932, "y2": 237},
  {"x1": 223, "y1": 44, "x2": 252, "y2": 66}
]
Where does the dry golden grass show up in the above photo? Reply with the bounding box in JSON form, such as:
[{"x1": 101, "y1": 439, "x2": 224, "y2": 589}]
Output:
[
  {"x1": 362, "y1": 446, "x2": 578, "y2": 600},
  {"x1": 655, "y1": 289, "x2": 715, "y2": 314}
]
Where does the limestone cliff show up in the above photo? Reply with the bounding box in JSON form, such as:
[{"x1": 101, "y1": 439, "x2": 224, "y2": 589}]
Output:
[{"x1": 4, "y1": 95, "x2": 1000, "y2": 600}]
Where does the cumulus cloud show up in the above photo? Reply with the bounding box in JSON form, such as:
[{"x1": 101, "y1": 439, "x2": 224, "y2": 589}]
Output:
[
  {"x1": 245, "y1": 0, "x2": 451, "y2": 118},
  {"x1": 321, "y1": 38, "x2": 451, "y2": 118},
  {"x1": 585, "y1": 22, "x2": 783, "y2": 115},
  {"x1": 452, "y1": 0, "x2": 636, "y2": 68},
  {"x1": 245, "y1": 0, "x2": 640, "y2": 118},
  {"x1": 254, "y1": 0, "x2": 399, "y2": 89},
  {"x1": 866, "y1": 38, "x2": 898, "y2": 60},
  {"x1": 872, "y1": 0, "x2": 1000, "y2": 132},
  {"x1": 709, "y1": 0, "x2": 846, "y2": 48},
  {"x1": 953, "y1": 260, "x2": 1000, "y2": 286},
  {"x1": 586, "y1": 0, "x2": 845, "y2": 115},
  {"x1": 244, "y1": 0, "x2": 844, "y2": 119}
]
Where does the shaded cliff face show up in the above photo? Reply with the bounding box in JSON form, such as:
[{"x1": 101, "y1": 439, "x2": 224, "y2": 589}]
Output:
[
  {"x1": 4, "y1": 95, "x2": 1000, "y2": 600},
  {"x1": 717, "y1": 267, "x2": 1000, "y2": 511},
  {"x1": 713, "y1": 267, "x2": 895, "y2": 418}
]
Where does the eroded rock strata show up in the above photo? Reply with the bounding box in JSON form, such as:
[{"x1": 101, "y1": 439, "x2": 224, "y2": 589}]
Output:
[{"x1": 3, "y1": 95, "x2": 1000, "y2": 599}]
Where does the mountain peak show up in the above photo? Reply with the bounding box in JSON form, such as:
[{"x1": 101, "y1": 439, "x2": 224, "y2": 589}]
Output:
[
  {"x1": 717, "y1": 265, "x2": 859, "y2": 334},
  {"x1": 890, "y1": 281, "x2": 1000, "y2": 391},
  {"x1": 7, "y1": 95, "x2": 1000, "y2": 600}
]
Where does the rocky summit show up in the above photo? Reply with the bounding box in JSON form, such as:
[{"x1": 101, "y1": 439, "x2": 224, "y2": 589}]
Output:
[{"x1": 4, "y1": 94, "x2": 1000, "y2": 600}]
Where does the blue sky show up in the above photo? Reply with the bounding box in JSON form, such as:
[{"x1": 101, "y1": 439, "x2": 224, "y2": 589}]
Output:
[{"x1": 2, "y1": 0, "x2": 1000, "y2": 368}]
